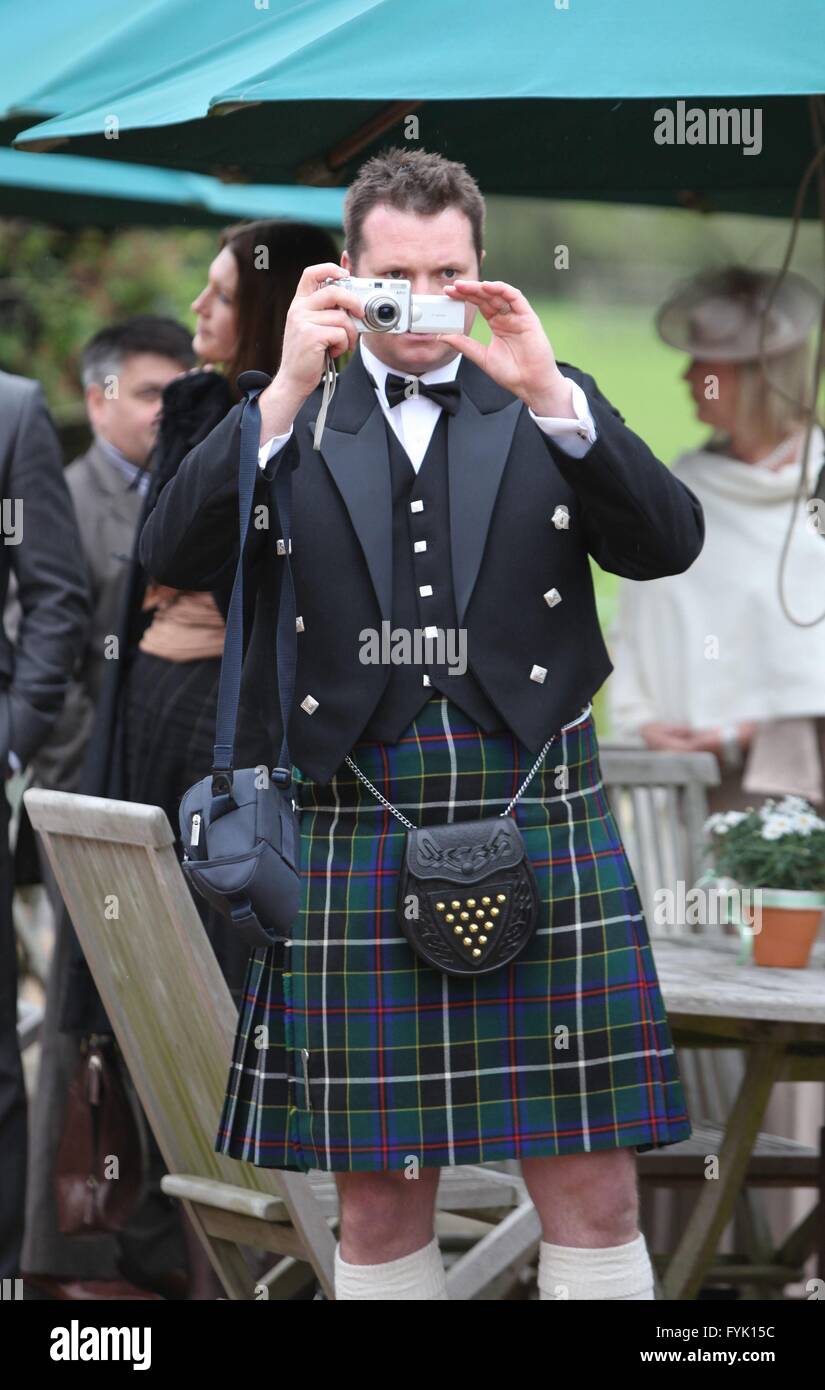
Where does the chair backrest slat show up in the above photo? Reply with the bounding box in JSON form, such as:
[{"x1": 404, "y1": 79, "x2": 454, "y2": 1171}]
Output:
[{"x1": 599, "y1": 746, "x2": 719, "y2": 939}]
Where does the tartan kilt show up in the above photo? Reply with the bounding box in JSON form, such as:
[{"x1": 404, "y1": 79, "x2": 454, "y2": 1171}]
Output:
[{"x1": 215, "y1": 696, "x2": 692, "y2": 1172}]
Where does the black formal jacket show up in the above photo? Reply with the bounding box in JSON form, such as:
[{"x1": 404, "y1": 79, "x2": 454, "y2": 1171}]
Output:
[{"x1": 139, "y1": 349, "x2": 705, "y2": 786}]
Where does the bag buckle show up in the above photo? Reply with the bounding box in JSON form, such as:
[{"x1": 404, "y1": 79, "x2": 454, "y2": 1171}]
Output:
[
  {"x1": 211, "y1": 769, "x2": 233, "y2": 796},
  {"x1": 270, "y1": 766, "x2": 292, "y2": 790}
]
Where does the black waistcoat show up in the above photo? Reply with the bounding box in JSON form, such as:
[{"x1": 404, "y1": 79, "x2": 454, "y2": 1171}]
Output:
[{"x1": 359, "y1": 409, "x2": 506, "y2": 742}]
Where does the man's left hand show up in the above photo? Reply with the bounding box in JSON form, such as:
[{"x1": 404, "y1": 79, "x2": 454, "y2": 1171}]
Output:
[{"x1": 441, "y1": 279, "x2": 575, "y2": 417}]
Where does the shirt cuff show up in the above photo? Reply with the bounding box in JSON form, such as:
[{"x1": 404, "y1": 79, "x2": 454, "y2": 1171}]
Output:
[
  {"x1": 258, "y1": 425, "x2": 294, "y2": 469},
  {"x1": 529, "y1": 378, "x2": 598, "y2": 458}
]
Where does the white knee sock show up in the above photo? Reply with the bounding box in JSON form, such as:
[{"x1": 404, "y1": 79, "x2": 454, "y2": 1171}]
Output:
[
  {"x1": 537, "y1": 1232, "x2": 655, "y2": 1300},
  {"x1": 334, "y1": 1235, "x2": 448, "y2": 1300}
]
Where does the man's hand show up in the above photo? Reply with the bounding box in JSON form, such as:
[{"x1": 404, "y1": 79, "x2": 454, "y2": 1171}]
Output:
[
  {"x1": 258, "y1": 263, "x2": 365, "y2": 440},
  {"x1": 440, "y1": 279, "x2": 575, "y2": 417}
]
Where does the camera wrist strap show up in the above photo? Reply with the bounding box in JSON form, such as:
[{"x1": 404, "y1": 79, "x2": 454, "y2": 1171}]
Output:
[{"x1": 313, "y1": 349, "x2": 338, "y2": 451}]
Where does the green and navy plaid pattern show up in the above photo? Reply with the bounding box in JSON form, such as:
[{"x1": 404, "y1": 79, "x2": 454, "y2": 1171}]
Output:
[{"x1": 215, "y1": 697, "x2": 692, "y2": 1172}]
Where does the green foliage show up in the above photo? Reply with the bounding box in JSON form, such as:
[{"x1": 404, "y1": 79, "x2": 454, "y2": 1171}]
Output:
[
  {"x1": 704, "y1": 798, "x2": 825, "y2": 892},
  {"x1": 0, "y1": 222, "x2": 213, "y2": 417}
]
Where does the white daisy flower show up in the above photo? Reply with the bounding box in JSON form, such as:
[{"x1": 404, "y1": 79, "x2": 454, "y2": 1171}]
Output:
[{"x1": 761, "y1": 821, "x2": 785, "y2": 840}]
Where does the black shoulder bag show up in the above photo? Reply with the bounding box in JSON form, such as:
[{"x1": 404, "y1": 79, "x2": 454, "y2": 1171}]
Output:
[{"x1": 178, "y1": 372, "x2": 302, "y2": 951}]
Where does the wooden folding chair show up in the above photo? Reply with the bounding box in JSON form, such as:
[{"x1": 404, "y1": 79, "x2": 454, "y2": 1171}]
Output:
[{"x1": 23, "y1": 787, "x2": 336, "y2": 1300}]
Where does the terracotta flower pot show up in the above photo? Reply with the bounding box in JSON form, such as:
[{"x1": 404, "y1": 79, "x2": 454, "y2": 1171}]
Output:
[{"x1": 745, "y1": 888, "x2": 825, "y2": 968}]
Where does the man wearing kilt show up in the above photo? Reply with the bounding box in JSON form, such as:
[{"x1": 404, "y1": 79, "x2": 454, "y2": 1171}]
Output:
[{"x1": 140, "y1": 149, "x2": 705, "y2": 1300}]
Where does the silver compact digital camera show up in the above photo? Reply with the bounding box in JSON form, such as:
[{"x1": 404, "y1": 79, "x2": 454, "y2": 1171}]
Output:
[{"x1": 323, "y1": 276, "x2": 465, "y2": 335}]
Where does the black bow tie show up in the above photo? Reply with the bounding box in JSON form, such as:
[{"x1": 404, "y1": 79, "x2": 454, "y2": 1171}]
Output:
[{"x1": 383, "y1": 372, "x2": 462, "y2": 415}]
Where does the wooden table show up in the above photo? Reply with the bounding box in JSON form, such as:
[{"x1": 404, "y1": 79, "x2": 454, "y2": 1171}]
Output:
[{"x1": 652, "y1": 934, "x2": 825, "y2": 1300}]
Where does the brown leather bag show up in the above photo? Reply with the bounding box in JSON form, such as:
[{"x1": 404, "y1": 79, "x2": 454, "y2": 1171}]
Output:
[{"x1": 55, "y1": 1035, "x2": 144, "y2": 1235}]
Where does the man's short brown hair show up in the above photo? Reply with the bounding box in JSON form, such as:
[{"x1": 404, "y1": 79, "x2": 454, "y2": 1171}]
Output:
[{"x1": 343, "y1": 147, "x2": 485, "y2": 268}]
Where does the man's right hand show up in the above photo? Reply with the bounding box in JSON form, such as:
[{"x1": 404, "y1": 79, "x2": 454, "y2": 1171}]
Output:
[{"x1": 258, "y1": 263, "x2": 365, "y2": 441}]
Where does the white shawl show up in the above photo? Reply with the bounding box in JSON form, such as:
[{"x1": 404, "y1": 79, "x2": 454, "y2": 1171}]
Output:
[{"x1": 607, "y1": 428, "x2": 825, "y2": 739}]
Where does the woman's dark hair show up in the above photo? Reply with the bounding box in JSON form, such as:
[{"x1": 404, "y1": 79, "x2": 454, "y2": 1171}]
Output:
[{"x1": 217, "y1": 219, "x2": 340, "y2": 398}]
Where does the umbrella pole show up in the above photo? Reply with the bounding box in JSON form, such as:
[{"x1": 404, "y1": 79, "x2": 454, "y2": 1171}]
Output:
[{"x1": 297, "y1": 101, "x2": 423, "y2": 185}]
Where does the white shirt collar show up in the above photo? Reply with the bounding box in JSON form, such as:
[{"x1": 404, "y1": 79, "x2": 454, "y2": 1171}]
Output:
[{"x1": 358, "y1": 337, "x2": 461, "y2": 404}]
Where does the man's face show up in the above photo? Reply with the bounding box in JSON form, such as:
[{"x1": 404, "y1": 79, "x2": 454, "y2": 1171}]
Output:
[
  {"x1": 86, "y1": 352, "x2": 189, "y2": 464},
  {"x1": 342, "y1": 203, "x2": 482, "y2": 375}
]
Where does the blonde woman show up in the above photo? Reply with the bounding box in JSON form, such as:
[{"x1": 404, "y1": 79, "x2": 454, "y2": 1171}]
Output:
[
  {"x1": 608, "y1": 266, "x2": 825, "y2": 815},
  {"x1": 608, "y1": 265, "x2": 824, "y2": 1278}
]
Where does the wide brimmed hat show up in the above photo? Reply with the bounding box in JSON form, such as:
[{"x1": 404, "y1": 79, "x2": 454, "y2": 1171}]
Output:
[{"x1": 655, "y1": 266, "x2": 822, "y2": 362}]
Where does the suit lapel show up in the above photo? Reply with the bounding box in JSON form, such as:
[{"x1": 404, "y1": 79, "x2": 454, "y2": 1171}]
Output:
[
  {"x1": 449, "y1": 358, "x2": 522, "y2": 625},
  {"x1": 309, "y1": 350, "x2": 392, "y2": 622},
  {"x1": 85, "y1": 441, "x2": 148, "y2": 528}
]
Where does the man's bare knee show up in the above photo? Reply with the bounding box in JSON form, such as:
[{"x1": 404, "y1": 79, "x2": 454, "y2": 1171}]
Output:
[
  {"x1": 521, "y1": 1149, "x2": 640, "y2": 1245},
  {"x1": 335, "y1": 1167, "x2": 441, "y2": 1262}
]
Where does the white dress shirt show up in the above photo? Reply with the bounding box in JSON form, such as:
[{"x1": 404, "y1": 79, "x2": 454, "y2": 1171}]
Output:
[{"x1": 258, "y1": 337, "x2": 597, "y2": 470}]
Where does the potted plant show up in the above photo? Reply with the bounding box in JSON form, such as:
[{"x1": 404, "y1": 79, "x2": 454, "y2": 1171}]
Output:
[{"x1": 703, "y1": 795, "x2": 825, "y2": 967}]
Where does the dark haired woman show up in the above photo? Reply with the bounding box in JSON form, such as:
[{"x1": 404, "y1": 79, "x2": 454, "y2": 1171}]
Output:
[
  {"x1": 37, "y1": 219, "x2": 340, "y2": 1301},
  {"x1": 124, "y1": 220, "x2": 339, "y2": 995}
]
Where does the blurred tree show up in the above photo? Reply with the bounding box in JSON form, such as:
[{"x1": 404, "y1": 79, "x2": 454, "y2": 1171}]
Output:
[{"x1": 0, "y1": 221, "x2": 213, "y2": 418}]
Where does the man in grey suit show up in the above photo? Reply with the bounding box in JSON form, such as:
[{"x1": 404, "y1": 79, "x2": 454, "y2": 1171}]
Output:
[
  {"x1": 0, "y1": 368, "x2": 89, "y2": 1282},
  {"x1": 25, "y1": 317, "x2": 196, "y2": 794},
  {"x1": 18, "y1": 318, "x2": 196, "y2": 1297}
]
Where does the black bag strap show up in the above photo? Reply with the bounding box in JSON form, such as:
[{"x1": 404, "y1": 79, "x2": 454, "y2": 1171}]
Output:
[{"x1": 210, "y1": 371, "x2": 297, "y2": 800}]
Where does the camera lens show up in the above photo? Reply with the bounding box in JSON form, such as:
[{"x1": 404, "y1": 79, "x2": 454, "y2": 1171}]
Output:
[{"x1": 364, "y1": 295, "x2": 401, "y2": 331}]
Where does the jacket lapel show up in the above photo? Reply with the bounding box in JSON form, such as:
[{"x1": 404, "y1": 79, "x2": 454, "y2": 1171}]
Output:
[
  {"x1": 449, "y1": 358, "x2": 522, "y2": 625},
  {"x1": 85, "y1": 440, "x2": 148, "y2": 528},
  {"x1": 309, "y1": 350, "x2": 393, "y2": 622}
]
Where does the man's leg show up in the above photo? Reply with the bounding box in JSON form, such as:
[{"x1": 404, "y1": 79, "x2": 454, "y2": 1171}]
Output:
[
  {"x1": 521, "y1": 1149, "x2": 656, "y2": 1300},
  {"x1": 333, "y1": 1168, "x2": 446, "y2": 1300},
  {"x1": 0, "y1": 787, "x2": 27, "y2": 1279}
]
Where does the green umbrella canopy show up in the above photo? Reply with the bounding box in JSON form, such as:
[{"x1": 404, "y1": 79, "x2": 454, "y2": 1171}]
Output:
[
  {"x1": 0, "y1": 0, "x2": 343, "y2": 228},
  {"x1": 0, "y1": 148, "x2": 345, "y2": 229},
  {"x1": 12, "y1": 0, "x2": 825, "y2": 217},
  {"x1": 0, "y1": 0, "x2": 171, "y2": 147}
]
